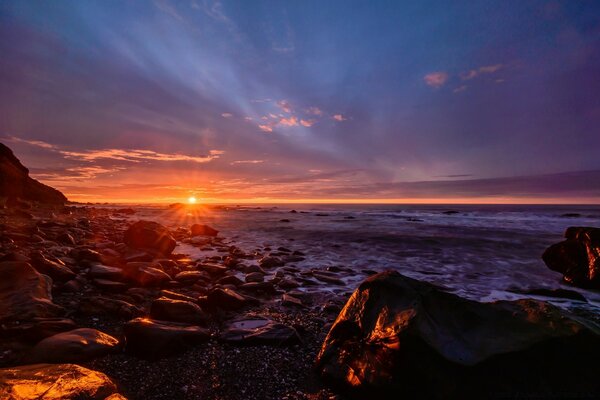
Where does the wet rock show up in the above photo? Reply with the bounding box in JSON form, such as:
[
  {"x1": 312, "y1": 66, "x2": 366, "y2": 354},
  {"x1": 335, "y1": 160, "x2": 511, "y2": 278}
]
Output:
[
  {"x1": 245, "y1": 272, "x2": 265, "y2": 283},
  {"x1": 316, "y1": 271, "x2": 600, "y2": 398},
  {"x1": 174, "y1": 270, "x2": 204, "y2": 284},
  {"x1": 216, "y1": 275, "x2": 244, "y2": 286},
  {"x1": 57, "y1": 232, "x2": 76, "y2": 245},
  {"x1": 206, "y1": 288, "x2": 247, "y2": 311},
  {"x1": 2, "y1": 318, "x2": 77, "y2": 343},
  {"x1": 259, "y1": 256, "x2": 284, "y2": 269},
  {"x1": 0, "y1": 363, "x2": 120, "y2": 399},
  {"x1": 220, "y1": 318, "x2": 301, "y2": 346},
  {"x1": 122, "y1": 262, "x2": 171, "y2": 287},
  {"x1": 515, "y1": 287, "x2": 588, "y2": 302},
  {"x1": 160, "y1": 289, "x2": 197, "y2": 303},
  {"x1": 23, "y1": 328, "x2": 120, "y2": 363},
  {"x1": 278, "y1": 278, "x2": 300, "y2": 289},
  {"x1": 190, "y1": 224, "x2": 219, "y2": 237},
  {"x1": 150, "y1": 297, "x2": 208, "y2": 325},
  {"x1": 124, "y1": 317, "x2": 210, "y2": 359},
  {"x1": 198, "y1": 262, "x2": 228, "y2": 277},
  {"x1": 79, "y1": 296, "x2": 143, "y2": 319},
  {"x1": 542, "y1": 227, "x2": 600, "y2": 288},
  {"x1": 89, "y1": 264, "x2": 124, "y2": 281},
  {"x1": 312, "y1": 272, "x2": 344, "y2": 285},
  {"x1": 0, "y1": 261, "x2": 64, "y2": 323},
  {"x1": 92, "y1": 279, "x2": 129, "y2": 292},
  {"x1": 29, "y1": 251, "x2": 76, "y2": 282},
  {"x1": 124, "y1": 220, "x2": 176, "y2": 255},
  {"x1": 238, "y1": 281, "x2": 277, "y2": 295},
  {"x1": 281, "y1": 293, "x2": 303, "y2": 307}
]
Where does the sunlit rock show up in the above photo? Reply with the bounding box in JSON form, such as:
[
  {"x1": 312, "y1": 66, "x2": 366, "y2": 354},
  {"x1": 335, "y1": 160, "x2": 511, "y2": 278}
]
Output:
[
  {"x1": 150, "y1": 297, "x2": 208, "y2": 325},
  {"x1": 316, "y1": 271, "x2": 600, "y2": 398},
  {"x1": 190, "y1": 224, "x2": 218, "y2": 237},
  {"x1": 0, "y1": 363, "x2": 120, "y2": 399},
  {"x1": 543, "y1": 226, "x2": 600, "y2": 288}
]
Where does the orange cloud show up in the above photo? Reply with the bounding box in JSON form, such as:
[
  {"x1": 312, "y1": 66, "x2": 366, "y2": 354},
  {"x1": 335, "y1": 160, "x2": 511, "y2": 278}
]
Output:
[
  {"x1": 259, "y1": 124, "x2": 273, "y2": 132},
  {"x1": 277, "y1": 100, "x2": 292, "y2": 113},
  {"x1": 300, "y1": 119, "x2": 315, "y2": 127},
  {"x1": 333, "y1": 114, "x2": 347, "y2": 122},
  {"x1": 62, "y1": 148, "x2": 222, "y2": 163},
  {"x1": 461, "y1": 64, "x2": 503, "y2": 80},
  {"x1": 279, "y1": 116, "x2": 299, "y2": 126},
  {"x1": 424, "y1": 71, "x2": 448, "y2": 88},
  {"x1": 306, "y1": 106, "x2": 323, "y2": 116},
  {"x1": 230, "y1": 159, "x2": 265, "y2": 165}
]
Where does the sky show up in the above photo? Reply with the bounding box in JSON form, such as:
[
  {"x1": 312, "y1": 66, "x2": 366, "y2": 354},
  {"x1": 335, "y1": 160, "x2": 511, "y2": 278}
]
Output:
[{"x1": 1, "y1": 0, "x2": 599, "y2": 204}]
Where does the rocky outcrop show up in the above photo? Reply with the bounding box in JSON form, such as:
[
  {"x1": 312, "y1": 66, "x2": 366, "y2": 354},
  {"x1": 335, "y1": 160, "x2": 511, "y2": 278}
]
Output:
[
  {"x1": 542, "y1": 226, "x2": 600, "y2": 288},
  {"x1": 0, "y1": 363, "x2": 121, "y2": 399},
  {"x1": 0, "y1": 143, "x2": 67, "y2": 204},
  {"x1": 315, "y1": 271, "x2": 600, "y2": 398},
  {"x1": 0, "y1": 261, "x2": 64, "y2": 324},
  {"x1": 123, "y1": 221, "x2": 177, "y2": 255}
]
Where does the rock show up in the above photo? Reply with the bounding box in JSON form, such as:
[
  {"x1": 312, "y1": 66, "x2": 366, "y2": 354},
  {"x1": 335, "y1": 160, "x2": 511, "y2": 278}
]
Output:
[
  {"x1": 23, "y1": 328, "x2": 120, "y2": 363},
  {"x1": 245, "y1": 272, "x2": 265, "y2": 283},
  {"x1": 92, "y1": 279, "x2": 129, "y2": 292},
  {"x1": 174, "y1": 270, "x2": 204, "y2": 283},
  {"x1": 29, "y1": 251, "x2": 76, "y2": 282},
  {"x1": 216, "y1": 275, "x2": 244, "y2": 286},
  {"x1": 281, "y1": 293, "x2": 303, "y2": 307},
  {"x1": 89, "y1": 264, "x2": 124, "y2": 281},
  {"x1": 0, "y1": 143, "x2": 67, "y2": 204},
  {"x1": 238, "y1": 281, "x2": 276, "y2": 295},
  {"x1": 0, "y1": 261, "x2": 64, "y2": 323},
  {"x1": 190, "y1": 224, "x2": 219, "y2": 237},
  {"x1": 312, "y1": 272, "x2": 344, "y2": 285},
  {"x1": 160, "y1": 290, "x2": 197, "y2": 303},
  {"x1": 515, "y1": 287, "x2": 588, "y2": 302},
  {"x1": 315, "y1": 271, "x2": 600, "y2": 398},
  {"x1": 57, "y1": 232, "x2": 76, "y2": 245},
  {"x1": 122, "y1": 262, "x2": 171, "y2": 287},
  {"x1": 278, "y1": 278, "x2": 300, "y2": 289},
  {"x1": 123, "y1": 220, "x2": 176, "y2": 255},
  {"x1": 79, "y1": 296, "x2": 143, "y2": 319},
  {"x1": 0, "y1": 363, "x2": 120, "y2": 399},
  {"x1": 259, "y1": 256, "x2": 284, "y2": 269},
  {"x1": 220, "y1": 318, "x2": 301, "y2": 345},
  {"x1": 150, "y1": 297, "x2": 208, "y2": 325},
  {"x1": 198, "y1": 262, "x2": 227, "y2": 277},
  {"x1": 2, "y1": 318, "x2": 77, "y2": 343},
  {"x1": 542, "y1": 227, "x2": 600, "y2": 288},
  {"x1": 124, "y1": 317, "x2": 210, "y2": 359},
  {"x1": 206, "y1": 288, "x2": 247, "y2": 311}
]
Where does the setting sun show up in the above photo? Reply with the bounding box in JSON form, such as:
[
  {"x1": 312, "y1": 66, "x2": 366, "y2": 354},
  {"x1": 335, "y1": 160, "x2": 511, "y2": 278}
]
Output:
[{"x1": 187, "y1": 196, "x2": 197, "y2": 204}]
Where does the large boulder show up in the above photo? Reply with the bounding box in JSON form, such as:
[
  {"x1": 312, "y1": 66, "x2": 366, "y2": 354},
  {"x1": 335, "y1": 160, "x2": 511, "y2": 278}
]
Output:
[
  {"x1": 0, "y1": 363, "x2": 120, "y2": 399},
  {"x1": 123, "y1": 221, "x2": 176, "y2": 255},
  {"x1": 315, "y1": 271, "x2": 600, "y2": 398},
  {"x1": 190, "y1": 224, "x2": 218, "y2": 237},
  {"x1": 0, "y1": 262, "x2": 64, "y2": 324},
  {"x1": 150, "y1": 297, "x2": 208, "y2": 325},
  {"x1": 23, "y1": 328, "x2": 120, "y2": 363},
  {"x1": 542, "y1": 226, "x2": 600, "y2": 288},
  {"x1": 0, "y1": 143, "x2": 67, "y2": 204},
  {"x1": 124, "y1": 317, "x2": 210, "y2": 359}
]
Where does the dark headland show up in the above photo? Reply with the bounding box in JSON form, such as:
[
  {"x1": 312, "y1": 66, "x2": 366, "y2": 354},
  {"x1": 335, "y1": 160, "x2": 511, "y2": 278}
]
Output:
[{"x1": 1, "y1": 143, "x2": 599, "y2": 399}]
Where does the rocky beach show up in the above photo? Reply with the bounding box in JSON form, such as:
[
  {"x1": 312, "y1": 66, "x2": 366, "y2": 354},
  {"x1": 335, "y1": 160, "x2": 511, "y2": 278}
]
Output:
[{"x1": 1, "y1": 143, "x2": 600, "y2": 399}]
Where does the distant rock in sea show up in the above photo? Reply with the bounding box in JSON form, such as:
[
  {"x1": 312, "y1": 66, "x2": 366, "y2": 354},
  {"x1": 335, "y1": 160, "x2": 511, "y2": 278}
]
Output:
[{"x1": 0, "y1": 142, "x2": 67, "y2": 204}]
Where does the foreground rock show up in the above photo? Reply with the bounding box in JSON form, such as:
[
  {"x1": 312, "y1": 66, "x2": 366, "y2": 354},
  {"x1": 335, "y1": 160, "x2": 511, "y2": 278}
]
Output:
[
  {"x1": 542, "y1": 226, "x2": 600, "y2": 288},
  {"x1": 0, "y1": 261, "x2": 64, "y2": 323},
  {"x1": 23, "y1": 328, "x2": 120, "y2": 363},
  {"x1": 316, "y1": 271, "x2": 600, "y2": 398},
  {"x1": 124, "y1": 317, "x2": 210, "y2": 359},
  {"x1": 0, "y1": 143, "x2": 67, "y2": 204},
  {"x1": 123, "y1": 221, "x2": 176, "y2": 255},
  {"x1": 0, "y1": 363, "x2": 122, "y2": 399}
]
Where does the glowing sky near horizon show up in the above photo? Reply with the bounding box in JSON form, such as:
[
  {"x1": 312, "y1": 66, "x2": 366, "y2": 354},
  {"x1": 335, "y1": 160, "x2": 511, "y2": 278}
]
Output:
[{"x1": 1, "y1": 1, "x2": 599, "y2": 203}]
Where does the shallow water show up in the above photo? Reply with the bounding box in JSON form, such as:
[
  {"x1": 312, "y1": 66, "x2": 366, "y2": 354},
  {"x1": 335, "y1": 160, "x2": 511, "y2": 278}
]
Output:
[{"x1": 123, "y1": 204, "x2": 600, "y2": 314}]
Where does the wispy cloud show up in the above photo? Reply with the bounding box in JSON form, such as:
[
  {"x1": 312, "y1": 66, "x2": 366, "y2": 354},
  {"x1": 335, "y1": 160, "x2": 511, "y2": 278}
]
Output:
[
  {"x1": 221, "y1": 112, "x2": 233, "y2": 118},
  {"x1": 230, "y1": 159, "x2": 265, "y2": 165},
  {"x1": 277, "y1": 100, "x2": 292, "y2": 113},
  {"x1": 333, "y1": 114, "x2": 347, "y2": 122},
  {"x1": 306, "y1": 106, "x2": 323, "y2": 116},
  {"x1": 453, "y1": 85, "x2": 467, "y2": 93},
  {"x1": 258, "y1": 124, "x2": 273, "y2": 132},
  {"x1": 460, "y1": 64, "x2": 503, "y2": 80},
  {"x1": 300, "y1": 119, "x2": 315, "y2": 127},
  {"x1": 279, "y1": 116, "x2": 298, "y2": 126},
  {"x1": 424, "y1": 71, "x2": 448, "y2": 88}
]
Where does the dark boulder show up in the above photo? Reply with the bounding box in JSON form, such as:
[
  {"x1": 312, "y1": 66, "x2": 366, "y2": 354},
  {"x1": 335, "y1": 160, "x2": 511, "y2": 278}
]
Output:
[
  {"x1": 542, "y1": 226, "x2": 600, "y2": 288},
  {"x1": 150, "y1": 297, "x2": 208, "y2": 325},
  {"x1": 190, "y1": 224, "x2": 219, "y2": 237},
  {"x1": 0, "y1": 261, "x2": 64, "y2": 323},
  {"x1": 220, "y1": 318, "x2": 301, "y2": 346},
  {"x1": 123, "y1": 220, "x2": 177, "y2": 255},
  {"x1": 124, "y1": 317, "x2": 210, "y2": 359},
  {"x1": 206, "y1": 288, "x2": 247, "y2": 311},
  {"x1": 29, "y1": 251, "x2": 76, "y2": 282},
  {"x1": 0, "y1": 143, "x2": 67, "y2": 204},
  {"x1": 315, "y1": 271, "x2": 600, "y2": 398},
  {"x1": 23, "y1": 328, "x2": 120, "y2": 363},
  {"x1": 0, "y1": 363, "x2": 120, "y2": 399}
]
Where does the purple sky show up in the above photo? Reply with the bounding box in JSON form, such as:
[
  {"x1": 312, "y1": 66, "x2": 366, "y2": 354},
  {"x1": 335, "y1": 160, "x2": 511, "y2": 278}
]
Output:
[{"x1": 1, "y1": 1, "x2": 599, "y2": 203}]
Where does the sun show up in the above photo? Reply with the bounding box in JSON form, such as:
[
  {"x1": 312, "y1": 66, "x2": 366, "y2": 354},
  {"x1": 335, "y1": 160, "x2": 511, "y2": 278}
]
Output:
[{"x1": 188, "y1": 196, "x2": 197, "y2": 204}]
